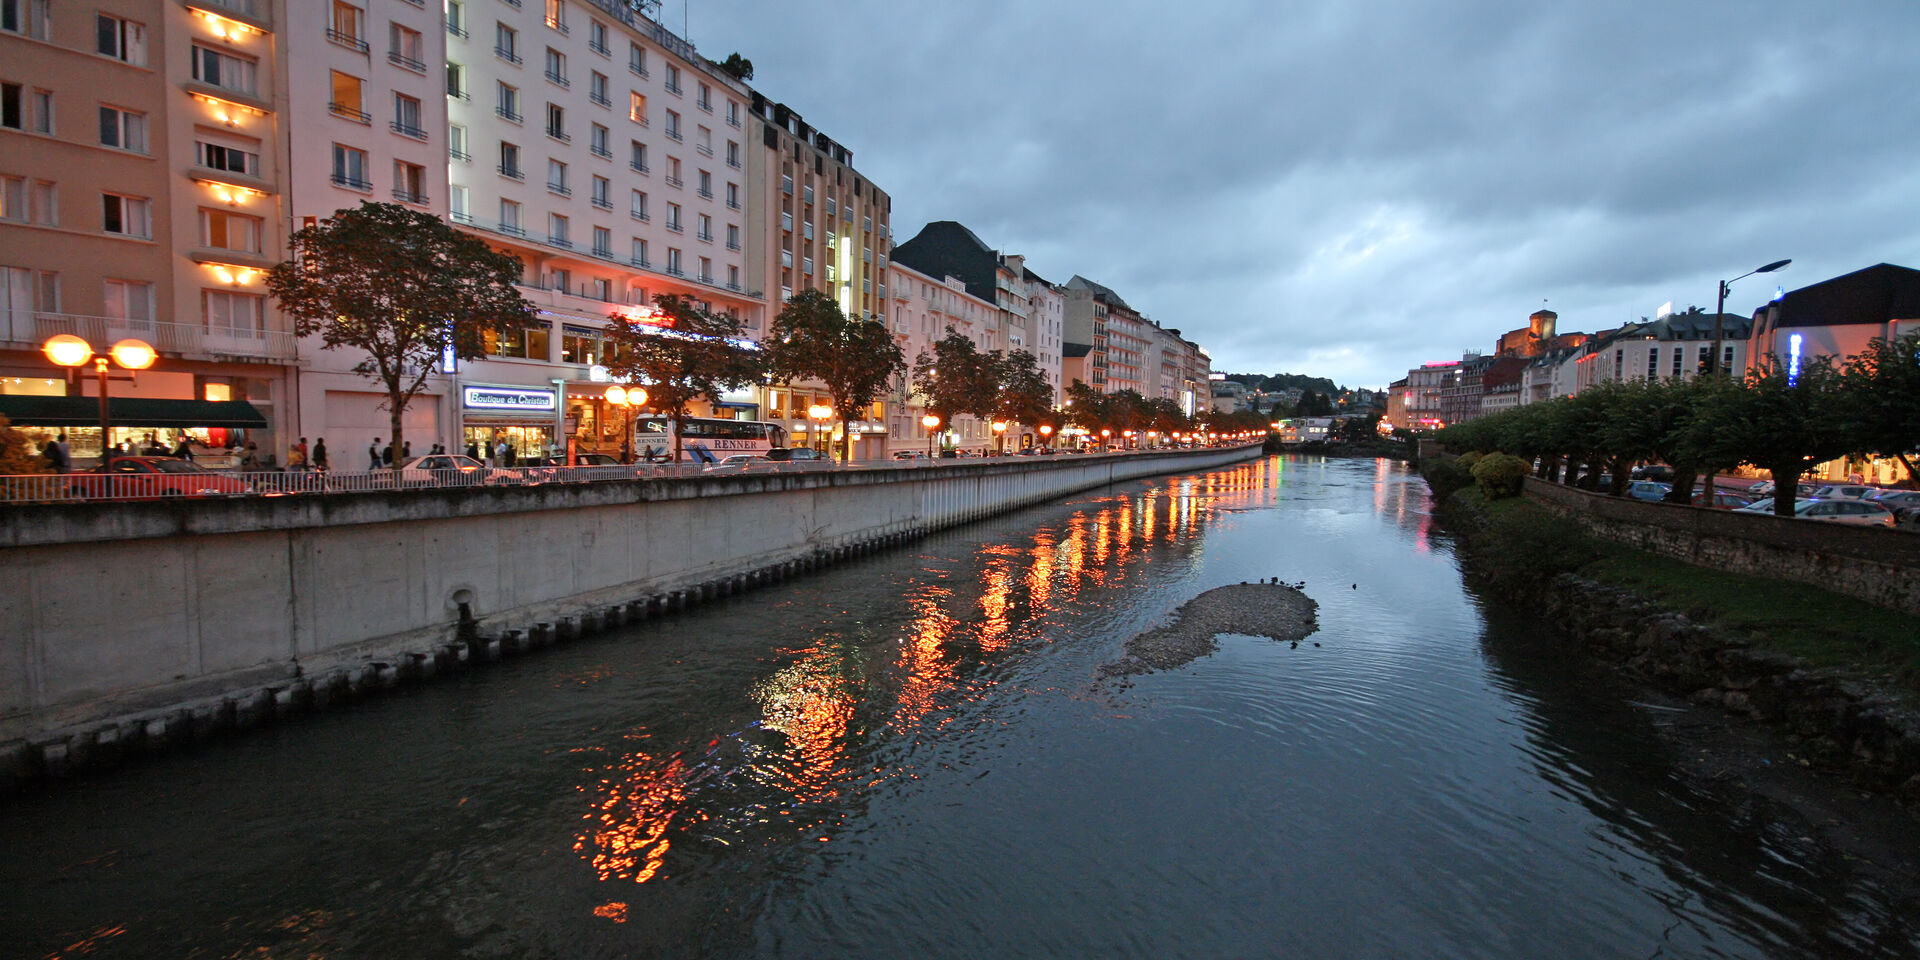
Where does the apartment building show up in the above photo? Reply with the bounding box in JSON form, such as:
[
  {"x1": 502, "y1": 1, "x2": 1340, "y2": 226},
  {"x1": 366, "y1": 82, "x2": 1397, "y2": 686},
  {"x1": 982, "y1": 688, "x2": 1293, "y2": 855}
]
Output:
[
  {"x1": 0, "y1": 0, "x2": 295, "y2": 464},
  {"x1": 286, "y1": 0, "x2": 450, "y2": 455},
  {"x1": 1062, "y1": 275, "x2": 1148, "y2": 395},
  {"x1": 886, "y1": 259, "x2": 1000, "y2": 454},
  {"x1": 1023, "y1": 265, "x2": 1064, "y2": 406},
  {"x1": 430, "y1": 0, "x2": 761, "y2": 458}
]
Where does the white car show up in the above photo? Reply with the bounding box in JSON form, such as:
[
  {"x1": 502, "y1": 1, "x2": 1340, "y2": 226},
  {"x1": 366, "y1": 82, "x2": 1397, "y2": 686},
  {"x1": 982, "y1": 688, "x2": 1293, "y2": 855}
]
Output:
[
  {"x1": 1794, "y1": 498, "x2": 1896, "y2": 526},
  {"x1": 702, "y1": 454, "x2": 767, "y2": 473},
  {"x1": 1808, "y1": 484, "x2": 1878, "y2": 501},
  {"x1": 391, "y1": 454, "x2": 518, "y2": 487}
]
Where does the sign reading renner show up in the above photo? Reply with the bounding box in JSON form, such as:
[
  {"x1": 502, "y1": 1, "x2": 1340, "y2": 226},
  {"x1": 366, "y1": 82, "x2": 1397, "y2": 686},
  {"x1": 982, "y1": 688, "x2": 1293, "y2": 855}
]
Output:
[{"x1": 463, "y1": 386, "x2": 557, "y2": 411}]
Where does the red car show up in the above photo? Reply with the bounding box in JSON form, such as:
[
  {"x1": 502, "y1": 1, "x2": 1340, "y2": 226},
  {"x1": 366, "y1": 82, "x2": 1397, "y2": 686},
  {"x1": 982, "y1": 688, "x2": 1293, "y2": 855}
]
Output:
[{"x1": 68, "y1": 456, "x2": 252, "y2": 500}]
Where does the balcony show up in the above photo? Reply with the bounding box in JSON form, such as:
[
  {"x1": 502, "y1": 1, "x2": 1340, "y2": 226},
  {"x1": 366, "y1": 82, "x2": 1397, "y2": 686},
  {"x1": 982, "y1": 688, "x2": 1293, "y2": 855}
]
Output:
[
  {"x1": 589, "y1": 91, "x2": 610, "y2": 107},
  {"x1": 388, "y1": 50, "x2": 427, "y2": 72},
  {"x1": 498, "y1": 221, "x2": 525, "y2": 236},
  {"x1": 665, "y1": 127, "x2": 681, "y2": 142},
  {"x1": 544, "y1": 69, "x2": 569, "y2": 88},
  {"x1": 547, "y1": 181, "x2": 571, "y2": 196},
  {"x1": 588, "y1": 39, "x2": 609, "y2": 56},
  {"x1": 726, "y1": 198, "x2": 740, "y2": 211},
  {"x1": 697, "y1": 97, "x2": 711, "y2": 112},
  {"x1": 547, "y1": 234, "x2": 572, "y2": 248},
  {"x1": 10, "y1": 312, "x2": 296, "y2": 361},
  {"x1": 450, "y1": 146, "x2": 471, "y2": 161},
  {"x1": 390, "y1": 120, "x2": 428, "y2": 140},
  {"x1": 629, "y1": 61, "x2": 649, "y2": 79},
  {"x1": 497, "y1": 163, "x2": 523, "y2": 180},
  {"x1": 326, "y1": 28, "x2": 368, "y2": 52},
  {"x1": 392, "y1": 187, "x2": 429, "y2": 204},
  {"x1": 629, "y1": 255, "x2": 650, "y2": 269},
  {"x1": 544, "y1": 15, "x2": 568, "y2": 34},
  {"x1": 629, "y1": 160, "x2": 649, "y2": 174},
  {"x1": 590, "y1": 196, "x2": 611, "y2": 210},
  {"x1": 726, "y1": 156, "x2": 740, "y2": 169},
  {"x1": 330, "y1": 172, "x2": 372, "y2": 190},
  {"x1": 589, "y1": 144, "x2": 611, "y2": 159},
  {"x1": 450, "y1": 210, "x2": 475, "y2": 224},
  {"x1": 328, "y1": 101, "x2": 371, "y2": 124},
  {"x1": 696, "y1": 230, "x2": 713, "y2": 243},
  {"x1": 664, "y1": 81, "x2": 681, "y2": 95},
  {"x1": 494, "y1": 45, "x2": 521, "y2": 65},
  {"x1": 725, "y1": 239, "x2": 740, "y2": 251},
  {"x1": 665, "y1": 220, "x2": 682, "y2": 233},
  {"x1": 446, "y1": 86, "x2": 470, "y2": 101},
  {"x1": 629, "y1": 208, "x2": 648, "y2": 222},
  {"x1": 592, "y1": 246, "x2": 614, "y2": 260},
  {"x1": 696, "y1": 187, "x2": 712, "y2": 199},
  {"x1": 496, "y1": 105, "x2": 522, "y2": 123},
  {"x1": 546, "y1": 128, "x2": 571, "y2": 144},
  {"x1": 665, "y1": 264, "x2": 684, "y2": 277},
  {"x1": 695, "y1": 143, "x2": 712, "y2": 158},
  {"x1": 444, "y1": 18, "x2": 467, "y2": 38},
  {"x1": 664, "y1": 175, "x2": 682, "y2": 189}
]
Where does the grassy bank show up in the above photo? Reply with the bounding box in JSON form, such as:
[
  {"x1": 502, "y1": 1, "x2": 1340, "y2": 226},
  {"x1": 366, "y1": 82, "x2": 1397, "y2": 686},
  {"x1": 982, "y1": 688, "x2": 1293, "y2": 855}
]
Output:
[{"x1": 1448, "y1": 487, "x2": 1920, "y2": 692}]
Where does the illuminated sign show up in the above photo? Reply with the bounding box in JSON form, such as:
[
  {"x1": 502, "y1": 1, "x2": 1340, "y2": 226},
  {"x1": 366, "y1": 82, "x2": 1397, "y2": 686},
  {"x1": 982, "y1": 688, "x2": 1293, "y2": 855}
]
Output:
[
  {"x1": 1787, "y1": 333, "x2": 1802, "y2": 385},
  {"x1": 463, "y1": 386, "x2": 557, "y2": 411}
]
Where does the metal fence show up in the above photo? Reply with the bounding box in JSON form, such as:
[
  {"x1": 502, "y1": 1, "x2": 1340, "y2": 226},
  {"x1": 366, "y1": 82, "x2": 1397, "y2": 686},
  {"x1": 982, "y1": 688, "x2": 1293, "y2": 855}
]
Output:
[{"x1": 0, "y1": 447, "x2": 1234, "y2": 505}]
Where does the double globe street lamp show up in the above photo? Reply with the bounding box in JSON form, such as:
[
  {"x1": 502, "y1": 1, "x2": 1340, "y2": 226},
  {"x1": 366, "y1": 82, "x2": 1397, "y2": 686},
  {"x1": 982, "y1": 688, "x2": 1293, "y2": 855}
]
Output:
[
  {"x1": 603, "y1": 384, "x2": 648, "y2": 463},
  {"x1": 42, "y1": 333, "x2": 157, "y2": 462}
]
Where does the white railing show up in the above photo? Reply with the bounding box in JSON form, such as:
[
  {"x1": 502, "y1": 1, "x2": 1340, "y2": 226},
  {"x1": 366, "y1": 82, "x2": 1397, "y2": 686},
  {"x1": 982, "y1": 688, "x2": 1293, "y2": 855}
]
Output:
[
  {"x1": 3, "y1": 313, "x2": 298, "y2": 361},
  {"x1": 0, "y1": 447, "x2": 1254, "y2": 504}
]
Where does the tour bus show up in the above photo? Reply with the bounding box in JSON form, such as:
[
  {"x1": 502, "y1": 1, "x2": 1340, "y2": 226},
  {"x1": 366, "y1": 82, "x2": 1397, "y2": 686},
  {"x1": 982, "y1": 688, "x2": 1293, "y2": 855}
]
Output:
[{"x1": 633, "y1": 416, "x2": 788, "y2": 463}]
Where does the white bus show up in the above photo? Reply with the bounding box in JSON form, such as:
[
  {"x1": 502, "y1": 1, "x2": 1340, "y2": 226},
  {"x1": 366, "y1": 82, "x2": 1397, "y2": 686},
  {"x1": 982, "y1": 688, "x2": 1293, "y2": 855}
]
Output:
[{"x1": 634, "y1": 416, "x2": 788, "y2": 462}]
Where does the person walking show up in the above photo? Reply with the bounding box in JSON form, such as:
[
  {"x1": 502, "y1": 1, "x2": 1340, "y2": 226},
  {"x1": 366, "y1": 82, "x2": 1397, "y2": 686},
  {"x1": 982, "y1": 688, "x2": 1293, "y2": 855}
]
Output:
[
  {"x1": 382, "y1": 441, "x2": 394, "y2": 466},
  {"x1": 292, "y1": 437, "x2": 309, "y2": 471},
  {"x1": 369, "y1": 437, "x2": 382, "y2": 469},
  {"x1": 41, "y1": 437, "x2": 69, "y2": 472},
  {"x1": 465, "y1": 440, "x2": 480, "y2": 460},
  {"x1": 170, "y1": 434, "x2": 194, "y2": 461},
  {"x1": 312, "y1": 437, "x2": 329, "y2": 472},
  {"x1": 241, "y1": 441, "x2": 260, "y2": 471},
  {"x1": 402, "y1": 440, "x2": 412, "y2": 460}
]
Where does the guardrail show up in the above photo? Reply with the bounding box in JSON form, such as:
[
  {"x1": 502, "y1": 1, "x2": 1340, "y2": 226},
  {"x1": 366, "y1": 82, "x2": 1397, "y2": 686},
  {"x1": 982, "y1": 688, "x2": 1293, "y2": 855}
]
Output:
[{"x1": 0, "y1": 447, "x2": 1252, "y2": 504}]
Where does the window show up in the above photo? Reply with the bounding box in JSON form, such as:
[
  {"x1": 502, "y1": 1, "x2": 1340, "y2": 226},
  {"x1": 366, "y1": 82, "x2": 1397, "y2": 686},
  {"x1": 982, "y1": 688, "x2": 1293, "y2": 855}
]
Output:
[
  {"x1": 629, "y1": 140, "x2": 647, "y2": 172},
  {"x1": 393, "y1": 93, "x2": 424, "y2": 138},
  {"x1": 726, "y1": 140, "x2": 739, "y2": 167},
  {"x1": 725, "y1": 224, "x2": 739, "y2": 250},
  {"x1": 200, "y1": 209, "x2": 262, "y2": 252},
  {"x1": 97, "y1": 106, "x2": 147, "y2": 152},
  {"x1": 666, "y1": 155, "x2": 681, "y2": 186},
  {"x1": 544, "y1": 0, "x2": 567, "y2": 33},
  {"x1": 802, "y1": 256, "x2": 813, "y2": 275},
  {"x1": 781, "y1": 174, "x2": 793, "y2": 195},
  {"x1": 1672, "y1": 346, "x2": 1684, "y2": 378},
  {"x1": 393, "y1": 161, "x2": 426, "y2": 202},
  {"x1": 2, "y1": 0, "x2": 50, "y2": 39},
  {"x1": 629, "y1": 189, "x2": 646, "y2": 220},
  {"x1": 95, "y1": 14, "x2": 146, "y2": 65},
  {"x1": 665, "y1": 247, "x2": 681, "y2": 275},
  {"x1": 590, "y1": 122, "x2": 609, "y2": 156},
  {"x1": 725, "y1": 100, "x2": 739, "y2": 127},
  {"x1": 193, "y1": 136, "x2": 259, "y2": 177},
  {"x1": 627, "y1": 236, "x2": 650, "y2": 266},
  {"x1": 389, "y1": 23, "x2": 424, "y2": 70},
  {"x1": 329, "y1": 2, "x2": 364, "y2": 45},
  {"x1": 29, "y1": 179, "x2": 53, "y2": 224},
  {"x1": 664, "y1": 64, "x2": 680, "y2": 94},
  {"x1": 330, "y1": 71, "x2": 367, "y2": 121},
  {"x1": 697, "y1": 83, "x2": 711, "y2": 110},
  {"x1": 547, "y1": 158, "x2": 568, "y2": 193},
  {"x1": 1646, "y1": 347, "x2": 1658, "y2": 380},
  {"x1": 628, "y1": 42, "x2": 646, "y2": 76},
  {"x1": 28, "y1": 88, "x2": 50, "y2": 133},
  {"x1": 500, "y1": 198, "x2": 521, "y2": 232},
  {"x1": 544, "y1": 47, "x2": 567, "y2": 86},
  {"x1": 697, "y1": 256, "x2": 710, "y2": 282},
  {"x1": 665, "y1": 109, "x2": 680, "y2": 140},
  {"x1": 330, "y1": 144, "x2": 369, "y2": 189},
  {"x1": 591, "y1": 174, "x2": 609, "y2": 207},
  {"x1": 665, "y1": 202, "x2": 680, "y2": 231},
  {"x1": 803, "y1": 185, "x2": 813, "y2": 204},
  {"x1": 727, "y1": 265, "x2": 739, "y2": 289},
  {"x1": 696, "y1": 213, "x2": 711, "y2": 241},
  {"x1": 446, "y1": 0, "x2": 466, "y2": 36},
  {"x1": 588, "y1": 19, "x2": 607, "y2": 54},
  {"x1": 697, "y1": 169, "x2": 711, "y2": 197},
  {"x1": 629, "y1": 91, "x2": 646, "y2": 124},
  {"x1": 499, "y1": 141, "x2": 521, "y2": 178},
  {"x1": 545, "y1": 101, "x2": 566, "y2": 140},
  {"x1": 101, "y1": 193, "x2": 150, "y2": 237},
  {"x1": 102, "y1": 279, "x2": 153, "y2": 321},
  {"x1": 206, "y1": 290, "x2": 264, "y2": 337},
  {"x1": 548, "y1": 212, "x2": 569, "y2": 246},
  {"x1": 0, "y1": 83, "x2": 20, "y2": 130},
  {"x1": 4, "y1": 176, "x2": 29, "y2": 220},
  {"x1": 725, "y1": 182, "x2": 738, "y2": 209},
  {"x1": 593, "y1": 225, "x2": 610, "y2": 257},
  {"x1": 496, "y1": 82, "x2": 520, "y2": 122},
  {"x1": 495, "y1": 22, "x2": 519, "y2": 63},
  {"x1": 780, "y1": 249, "x2": 792, "y2": 269},
  {"x1": 780, "y1": 211, "x2": 792, "y2": 232},
  {"x1": 589, "y1": 71, "x2": 608, "y2": 106},
  {"x1": 696, "y1": 125, "x2": 711, "y2": 155},
  {"x1": 448, "y1": 123, "x2": 469, "y2": 160},
  {"x1": 825, "y1": 196, "x2": 835, "y2": 218},
  {"x1": 192, "y1": 43, "x2": 256, "y2": 94},
  {"x1": 446, "y1": 62, "x2": 467, "y2": 98},
  {"x1": 450, "y1": 184, "x2": 469, "y2": 219},
  {"x1": 491, "y1": 321, "x2": 550, "y2": 359},
  {"x1": 802, "y1": 221, "x2": 812, "y2": 241}
]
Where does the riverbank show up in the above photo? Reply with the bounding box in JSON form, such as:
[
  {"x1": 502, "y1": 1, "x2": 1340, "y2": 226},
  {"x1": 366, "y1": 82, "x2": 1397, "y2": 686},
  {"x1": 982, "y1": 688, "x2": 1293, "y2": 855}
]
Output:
[{"x1": 1431, "y1": 486, "x2": 1920, "y2": 803}]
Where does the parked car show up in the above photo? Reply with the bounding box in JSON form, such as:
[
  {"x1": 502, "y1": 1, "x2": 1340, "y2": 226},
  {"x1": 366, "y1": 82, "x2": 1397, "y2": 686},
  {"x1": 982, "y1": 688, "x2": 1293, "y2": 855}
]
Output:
[
  {"x1": 702, "y1": 454, "x2": 767, "y2": 473},
  {"x1": 1625, "y1": 480, "x2": 1671, "y2": 502},
  {"x1": 1691, "y1": 491, "x2": 1754, "y2": 510},
  {"x1": 1734, "y1": 497, "x2": 1808, "y2": 515},
  {"x1": 764, "y1": 447, "x2": 826, "y2": 462},
  {"x1": 1867, "y1": 490, "x2": 1920, "y2": 523},
  {"x1": 391, "y1": 454, "x2": 516, "y2": 487},
  {"x1": 68, "y1": 456, "x2": 251, "y2": 500},
  {"x1": 1808, "y1": 484, "x2": 1878, "y2": 501},
  {"x1": 1794, "y1": 498, "x2": 1896, "y2": 526},
  {"x1": 891, "y1": 450, "x2": 929, "y2": 460},
  {"x1": 523, "y1": 453, "x2": 624, "y2": 467},
  {"x1": 1630, "y1": 464, "x2": 1673, "y2": 482}
]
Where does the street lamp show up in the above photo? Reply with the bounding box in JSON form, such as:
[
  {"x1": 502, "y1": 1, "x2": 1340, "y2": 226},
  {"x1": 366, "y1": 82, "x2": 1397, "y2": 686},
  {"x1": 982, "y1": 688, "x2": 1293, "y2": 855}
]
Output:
[
  {"x1": 921, "y1": 413, "x2": 941, "y2": 458},
  {"x1": 604, "y1": 384, "x2": 648, "y2": 463},
  {"x1": 1099, "y1": 428, "x2": 1112, "y2": 450},
  {"x1": 807, "y1": 403, "x2": 833, "y2": 457},
  {"x1": 991, "y1": 420, "x2": 1007, "y2": 455},
  {"x1": 1039, "y1": 423, "x2": 1053, "y2": 453},
  {"x1": 43, "y1": 334, "x2": 156, "y2": 463},
  {"x1": 1709, "y1": 258, "x2": 1791, "y2": 377}
]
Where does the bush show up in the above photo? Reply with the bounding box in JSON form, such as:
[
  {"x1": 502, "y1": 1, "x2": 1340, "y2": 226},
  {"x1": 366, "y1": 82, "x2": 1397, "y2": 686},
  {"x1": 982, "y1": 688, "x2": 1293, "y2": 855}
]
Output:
[
  {"x1": 1471, "y1": 452, "x2": 1531, "y2": 499},
  {"x1": 1420, "y1": 456, "x2": 1474, "y2": 499},
  {"x1": 1466, "y1": 505, "x2": 1599, "y2": 600},
  {"x1": 1457, "y1": 451, "x2": 1485, "y2": 471}
]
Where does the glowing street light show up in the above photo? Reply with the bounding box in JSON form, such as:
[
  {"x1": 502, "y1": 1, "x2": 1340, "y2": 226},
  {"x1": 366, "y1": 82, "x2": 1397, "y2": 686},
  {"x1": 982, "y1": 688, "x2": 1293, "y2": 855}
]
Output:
[
  {"x1": 991, "y1": 420, "x2": 1008, "y2": 455},
  {"x1": 808, "y1": 403, "x2": 834, "y2": 457},
  {"x1": 604, "y1": 384, "x2": 648, "y2": 463},
  {"x1": 921, "y1": 413, "x2": 941, "y2": 458},
  {"x1": 44, "y1": 334, "x2": 156, "y2": 463}
]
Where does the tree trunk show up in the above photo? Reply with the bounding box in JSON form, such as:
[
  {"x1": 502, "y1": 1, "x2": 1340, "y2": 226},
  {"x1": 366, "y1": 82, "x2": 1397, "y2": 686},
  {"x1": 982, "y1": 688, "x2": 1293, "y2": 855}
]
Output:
[
  {"x1": 1607, "y1": 456, "x2": 1631, "y2": 497},
  {"x1": 1770, "y1": 466, "x2": 1801, "y2": 517},
  {"x1": 388, "y1": 395, "x2": 405, "y2": 474},
  {"x1": 1666, "y1": 467, "x2": 1699, "y2": 504},
  {"x1": 1898, "y1": 453, "x2": 1920, "y2": 490}
]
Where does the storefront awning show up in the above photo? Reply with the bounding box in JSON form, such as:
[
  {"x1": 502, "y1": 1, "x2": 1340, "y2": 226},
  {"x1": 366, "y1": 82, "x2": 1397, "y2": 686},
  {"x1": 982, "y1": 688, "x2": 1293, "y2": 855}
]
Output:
[{"x1": 0, "y1": 396, "x2": 269, "y2": 428}]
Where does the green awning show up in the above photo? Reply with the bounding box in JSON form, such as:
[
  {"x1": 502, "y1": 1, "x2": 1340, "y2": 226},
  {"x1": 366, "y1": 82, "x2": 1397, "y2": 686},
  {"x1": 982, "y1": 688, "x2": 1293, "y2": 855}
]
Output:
[{"x1": 0, "y1": 396, "x2": 269, "y2": 428}]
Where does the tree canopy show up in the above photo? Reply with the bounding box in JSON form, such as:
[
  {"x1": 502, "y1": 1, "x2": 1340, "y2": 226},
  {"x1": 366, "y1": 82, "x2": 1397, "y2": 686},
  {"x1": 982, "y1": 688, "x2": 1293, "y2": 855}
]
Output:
[
  {"x1": 600, "y1": 294, "x2": 764, "y2": 463},
  {"x1": 767, "y1": 290, "x2": 905, "y2": 462},
  {"x1": 911, "y1": 330, "x2": 997, "y2": 428},
  {"x1": 267, "y1": 201, "x2": 534, "y2": 465}
]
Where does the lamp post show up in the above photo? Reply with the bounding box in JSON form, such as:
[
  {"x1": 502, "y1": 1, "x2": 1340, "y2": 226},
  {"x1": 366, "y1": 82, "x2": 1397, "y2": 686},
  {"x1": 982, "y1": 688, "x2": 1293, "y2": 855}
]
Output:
[
  {"x1": 1038, "y1": 423, "x2": 1053, "y2": 453},
  {"x1": 1708, "y1": 258, "x2": 1791, "y2": 377},
  {"x1": 921, "y1": 413, "x2": 941, "y2": 458},
  {"x1": 1099, "y1": 428, "x2": 1111, "y2": 450},
  {"x1": 603, "y1": 384, "x2": 647, "y2": 463},
  {"x1": 807, "y1": 404, "x2": 833, "y2": 457},
  {"x1": 43, "y1": 334, "x2": 156, "y2": 464},
  {"x1": 991, "y1": 420, "x2": 1007, "y2": 455}
]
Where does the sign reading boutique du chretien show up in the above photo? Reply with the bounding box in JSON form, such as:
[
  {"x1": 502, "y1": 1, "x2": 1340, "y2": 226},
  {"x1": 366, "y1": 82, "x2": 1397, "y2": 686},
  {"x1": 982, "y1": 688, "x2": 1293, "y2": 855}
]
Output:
[{"x1": 462, "y1": 386, "x2": 557, "y2": 412}]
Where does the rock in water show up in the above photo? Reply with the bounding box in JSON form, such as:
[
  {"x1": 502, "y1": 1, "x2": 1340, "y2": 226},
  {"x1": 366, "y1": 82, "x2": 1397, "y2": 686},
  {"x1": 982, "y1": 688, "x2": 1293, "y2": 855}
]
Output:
[{"x1": 1102, "y1": 583, "x2": 1319, "y2": 677}]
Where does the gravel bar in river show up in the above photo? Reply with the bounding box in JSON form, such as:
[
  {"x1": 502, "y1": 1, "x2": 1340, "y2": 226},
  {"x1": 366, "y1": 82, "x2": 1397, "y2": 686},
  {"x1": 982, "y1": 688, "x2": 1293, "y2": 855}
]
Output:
[{"x1": 1104, "y1": 581, "x2": 1320, "y2": 677}]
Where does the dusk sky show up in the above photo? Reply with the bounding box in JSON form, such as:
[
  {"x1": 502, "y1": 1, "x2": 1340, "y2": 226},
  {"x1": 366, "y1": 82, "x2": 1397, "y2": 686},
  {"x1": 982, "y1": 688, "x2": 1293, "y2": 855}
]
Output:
[{"x1": 688, "y1": 0, "x2": 1917, "y2": 388}]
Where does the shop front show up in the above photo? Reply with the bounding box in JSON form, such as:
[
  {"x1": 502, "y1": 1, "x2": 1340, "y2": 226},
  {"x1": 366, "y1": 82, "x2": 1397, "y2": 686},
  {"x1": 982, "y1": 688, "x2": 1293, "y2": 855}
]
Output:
[
  {"x1": 0, "y1": 394, "x2": 270, "y2": 468},
  {"x1": 458, "y1": 383, "x2": 558, "y2": 464}
]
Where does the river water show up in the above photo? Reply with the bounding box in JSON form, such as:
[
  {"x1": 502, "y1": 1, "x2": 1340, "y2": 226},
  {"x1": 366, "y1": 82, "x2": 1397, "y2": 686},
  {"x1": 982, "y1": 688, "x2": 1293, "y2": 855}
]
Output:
[{"x1": 5, "y1": 456, "x2": 1917, "y2": 959}]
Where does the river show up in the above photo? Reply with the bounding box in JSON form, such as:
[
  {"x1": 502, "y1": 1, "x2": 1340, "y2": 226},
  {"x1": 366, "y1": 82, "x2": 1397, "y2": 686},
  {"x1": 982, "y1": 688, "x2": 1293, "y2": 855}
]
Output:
[{"x1": 4, "y1": 455, "x2": 1916, "y2": 959}]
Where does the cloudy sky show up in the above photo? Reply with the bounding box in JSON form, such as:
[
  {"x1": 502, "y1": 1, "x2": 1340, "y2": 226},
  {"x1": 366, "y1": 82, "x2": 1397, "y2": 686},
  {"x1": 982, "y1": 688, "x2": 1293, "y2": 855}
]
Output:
[{"x1": 687, "y1": 0, "x2": 1918, "y2": 388}]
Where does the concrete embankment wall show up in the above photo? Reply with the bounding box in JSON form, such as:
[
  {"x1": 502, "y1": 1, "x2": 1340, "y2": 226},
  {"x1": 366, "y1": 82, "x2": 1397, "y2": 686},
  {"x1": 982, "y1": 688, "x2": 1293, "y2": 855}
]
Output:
[
  {"x1": 1522, "y1": 477, "x2": 1920, "y2": 615},
  {"x1": 0, "y1": 446, "x2": 1260, "y2": 773}
]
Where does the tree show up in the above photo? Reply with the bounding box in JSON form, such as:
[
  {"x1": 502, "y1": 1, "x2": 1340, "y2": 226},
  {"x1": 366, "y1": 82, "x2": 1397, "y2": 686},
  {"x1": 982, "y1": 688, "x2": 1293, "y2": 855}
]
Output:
[
  {"x1": 1712, "y1": 355, "x2": 1853, "y2": 515},
  {"x1": 766, "y1": 290, "x2": 904, "y2": 463},
  {"x1": 0, "y1": 414, "x2": 52, "y2": 474},
  {"x1": 1063, "y1": 380, "x2": 1111, "y2": 441},
  {"x1": 990, "y1": 349, "x2": 1054, "y2": 452},
  {"x1": 717, "y1": 52, "x2": 754, "y2": 80},
  {"x1": 267, "y1": 202, "x2": 534, "y2": 468},
  {"x1": 600, "y1": 294, "x2": 765, "y2": 463},
  {"x1": 911, "y1": 330, "x2": 996, "y2": 440},
  {"x1": 1839, "y1": 334, "x2": 1920, "y2": 488}
]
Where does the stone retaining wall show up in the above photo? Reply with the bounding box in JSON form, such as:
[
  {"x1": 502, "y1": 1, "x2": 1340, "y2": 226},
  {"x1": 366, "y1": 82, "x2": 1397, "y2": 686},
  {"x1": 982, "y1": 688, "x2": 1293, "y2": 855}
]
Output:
[{"x1": 1522, "y1": 477, "x2": 1920, "y2": 614}]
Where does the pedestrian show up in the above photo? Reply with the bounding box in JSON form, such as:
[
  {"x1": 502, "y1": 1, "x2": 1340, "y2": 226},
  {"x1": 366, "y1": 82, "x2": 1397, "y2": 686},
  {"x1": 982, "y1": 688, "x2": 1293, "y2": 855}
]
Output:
[
  {"x1": 170, "y1": 433, "x2": 194, "y2": 460},
  {"x1": 402, "y1": 440, "x2": 412, "y2": 459},
  {"x1": 41, "y1": 437, "x2": 69, "y2": 472},
  {"x1": 382, "y1": 441, "x2": 394, "y2": 466},
  {"x1": 293, "y1": 437, "x2": 309, "y2": 471},
  {"x1": 492, "y1": 437, "x2": 507, "y2": 467},
  {"x1": 241, "y1": 441, "x2": 260, "y2": 471},
  {"x1": 312, "y1": 437, "x2": 329, "y2": 472},
  {"x1": 369, "y1": 437, "x2": 382, "y2": 470},
  {"x1": 465, "y1": 440, "x2": 480, "y2": 460}
]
